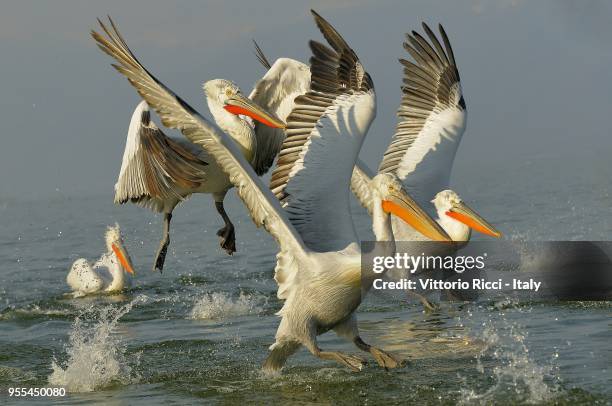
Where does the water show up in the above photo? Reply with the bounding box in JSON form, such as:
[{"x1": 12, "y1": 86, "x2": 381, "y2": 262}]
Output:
[{"x1": 0, "y1": 187, "x2": 610, "y2": 405}]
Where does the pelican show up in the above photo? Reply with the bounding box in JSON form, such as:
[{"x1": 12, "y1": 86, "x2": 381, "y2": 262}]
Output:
[
  {"x1": 67, "y1": 224, "x2": 135, "y2": 296},
  {"x1": 92, "y1": 11, "x2": 451, "y2": 371},
  {"x1": 104, "y1": 21, "x2": 286, "y2": 272},
  {"x1": 351, "y1": 23, "x2": 501, "y2": 244}
]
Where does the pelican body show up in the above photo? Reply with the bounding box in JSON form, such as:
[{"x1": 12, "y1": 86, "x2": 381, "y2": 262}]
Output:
[
  {"x1": 92, "y1": 12, "x2": 451, "y2": 372},
  {"x1": 67, "y1": 224, "x2": 135, "y2": 296}
]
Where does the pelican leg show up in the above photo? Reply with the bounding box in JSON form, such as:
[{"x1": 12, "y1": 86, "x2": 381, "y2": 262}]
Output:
[
  {"x1": 303, "y1": 326, "x2": 366, "y2": 372},
  {"x1": 353, "y1": 336, "x2": 405, "y2": 370},
  {"x1": 334, "y1": 316, "x2": 405, "y2": 371},
  {"x1": 262, "y1": 340, "x2": 301, "y2": 373},
  {"x1": 311, "y1": 347, "x2": 367, "y2": 372},
  {"x1": 407, "y1": 290, "x2": 439, "y2": 312},
  {"x1": 153, "y1": 212, "x2": 172, "y2": 273},
  {"x1": 215, "y1": 200, "x2": 236, "y2": 255}
]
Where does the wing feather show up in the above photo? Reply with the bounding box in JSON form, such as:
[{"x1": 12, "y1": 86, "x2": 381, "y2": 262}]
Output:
[
  {"x1": 378, "y1": 23, "x2": 466, "y2": 195},
  {"x1": 114, "y1": 101, "x2": 209, "y2": 212},
  {"x1": 249, "y1": 57, "x2": 311, "y2": 175},
  {"x1": 350, "y1": 159, "x2": 376, "y2": 215},
  {"x1": 269, "y1": 10, "x2": 376, "y2": 251}
]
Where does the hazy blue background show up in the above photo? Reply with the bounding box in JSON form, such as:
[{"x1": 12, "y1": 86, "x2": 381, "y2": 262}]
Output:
[{"x1": 0, "y1": 0, "x2": 610, "y2": 204}]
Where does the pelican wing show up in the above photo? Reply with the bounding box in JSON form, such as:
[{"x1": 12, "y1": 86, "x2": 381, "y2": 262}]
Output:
[
  {"x1": 249, "y1": 57, "x2": 311, "y2": 175},
  {"x1": 350, "y1": 159, "x2": 376, "y2": 215},
  {"x1": 92, "y1": 17, "x2": 307, "y2": 298},
  {"x1": 378, "y1": 24, "x2": 466, "y2": 196},
  {"x1": 114, "y1": 101, "x2": 209, "y2": 212},
  {"x1": 269, "y1": 11, "x2": 375, "y2": 252}
]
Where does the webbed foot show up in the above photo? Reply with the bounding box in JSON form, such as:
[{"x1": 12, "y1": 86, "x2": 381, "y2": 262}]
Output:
[{"x1": 370, "y1": 347, "x2": 406, "y2": 370}]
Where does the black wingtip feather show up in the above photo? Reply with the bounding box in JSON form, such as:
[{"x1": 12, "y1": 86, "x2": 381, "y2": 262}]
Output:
[
  {"x1": 310, "y1": 9, "x2": 350, "y2": 54},
  {"x1": 252, "y1": 39, "x2": 272, "y2": 70},
  {"x1": 437, "y1": 24, "x2": 457, "y2": 68}
]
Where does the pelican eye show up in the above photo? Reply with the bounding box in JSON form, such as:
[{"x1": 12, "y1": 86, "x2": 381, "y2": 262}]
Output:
[{"x1": 225, "y1": 88, "x2": 234, "y2": 97}]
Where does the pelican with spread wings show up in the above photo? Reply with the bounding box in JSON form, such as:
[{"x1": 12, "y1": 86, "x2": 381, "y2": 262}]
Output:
[
  {"x1": 97, "y1": 19, "x2": 286, "y2": 272},
  {"x1": 92, "y1": 11, "x2": 450, "y2": 371},
  {"x1": 351, "y1": 23, "x2": 501, "y2": 244}
]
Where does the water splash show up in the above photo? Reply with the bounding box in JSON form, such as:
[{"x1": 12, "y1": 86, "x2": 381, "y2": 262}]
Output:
[
  {"x1": 458, "y1": 315, "x2": 560, "y2": 404},
  {"x1": 48, "y1": 295, "x2": 147, "y2": 392},
  {"x1": 189, "y1": 292, "x2": 263, "y2": 320}
]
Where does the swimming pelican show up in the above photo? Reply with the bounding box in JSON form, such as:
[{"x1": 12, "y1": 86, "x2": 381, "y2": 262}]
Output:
[
  {"x1": 350, "y1": 23, "x2": 501, "y2": 244},
  {"x1": 102, "y1": 20, "x2": 286, "y2": 272},
  {"x1": 91, "y1": 11, "x2": 451, "y2": 371},
  {"x1": 67, "y1": 224, "x2": 135, "y2": 296}
]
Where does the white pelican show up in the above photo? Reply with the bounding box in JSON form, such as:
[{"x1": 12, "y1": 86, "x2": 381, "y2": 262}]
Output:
[
  {"x1": 351, "y1": 23, "x2": 501, "y2": 244},
  {"x1": 92, "y1": 11, "x2": 451, "y2": 371},
  {"x1": 102, "y1": 19, "x2": 286, "y2": 272},
  {"x1": 67, "y1": 224, "x2": 135, "y2": 296}
]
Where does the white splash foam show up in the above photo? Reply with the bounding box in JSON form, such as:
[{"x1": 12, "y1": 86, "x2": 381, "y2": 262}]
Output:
[
  {"x1": 48, "y1": 295, "x2": 147, "y2": 392},
  {"x1": 458, "y1": 318, "x2": 560, "y2": 405},
  {"x1": 189, "y1": 292, "x2": 262, "y2": 320}
]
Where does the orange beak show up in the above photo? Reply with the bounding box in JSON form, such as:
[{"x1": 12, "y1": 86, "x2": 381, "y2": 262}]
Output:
[
  {"x1": 382, "y1": 191, "x2": 451, "y2": 242},
  {"x1": 111, "y1": 242, "x2": 135, "y2": 275},
  {"x1": 446, "y1": 201, "x2": 502, "y2": 238},
  {"x1": 224, "y1": 95, "x2": 286, "y2": 129}
]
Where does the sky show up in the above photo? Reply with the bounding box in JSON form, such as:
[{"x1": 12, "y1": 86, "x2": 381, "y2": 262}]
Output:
[{"x1": 0, "y1": 0, "x2": 611, "y2": 201}]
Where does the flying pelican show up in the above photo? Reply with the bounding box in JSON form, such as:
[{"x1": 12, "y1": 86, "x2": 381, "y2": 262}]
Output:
[
  {"x1": 104, "y1": 21, "x2": 286, "y2": 272},
  {"x1": 92, "y1": 11, "x2": 451, "y2": 371},
  {"x1": 67, "y1": 224, "x2": 135, "y2": 296},
  {"x1": 351, "y1": 23, "x2": 501, "y2": 244}
]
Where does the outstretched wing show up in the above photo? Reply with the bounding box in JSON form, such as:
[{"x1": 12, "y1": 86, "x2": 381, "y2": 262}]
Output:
[
  {"x1": 249, "y1": 55, "x2": 311, "y2": 175},
  {"x1": 92, "y1": 17, "x2": 307, "y2": 278},
  {"x1": 378, "y1": 23, "x2": 466, "y2": 198},
  {"x1": 114, "y1": 100, "x2": 209, "y2": 212},
  {"x1": 269, "y1": 10, "x2": 375, "y2": 252}
]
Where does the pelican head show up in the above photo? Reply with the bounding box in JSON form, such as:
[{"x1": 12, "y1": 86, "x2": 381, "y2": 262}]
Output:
[
  {"x1": 203, "y1": 79, "x2": 286, "y2": 129},
  {"x1": 371, "y1": 173, "x2": 451, "y2": 242},
  {"x1": 432, "y1": 190, "x2": 502, "y2": 240},
  {"x1": 105, "y1": 223, "x2": 136, "y2": 275}
]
